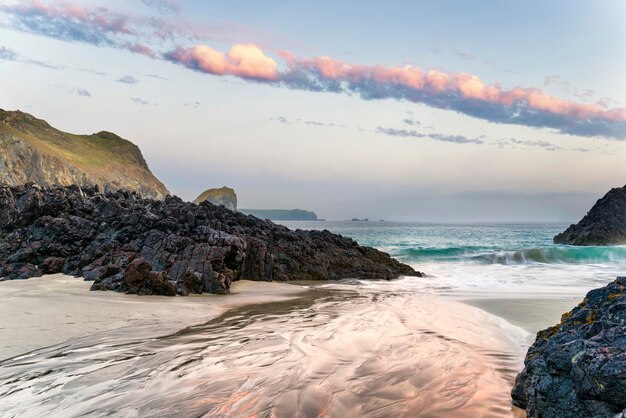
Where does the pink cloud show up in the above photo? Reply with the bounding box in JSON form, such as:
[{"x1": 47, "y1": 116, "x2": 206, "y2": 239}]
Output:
[
  {"x1": 165, "y1": 44, "x2": 279, "y2": 81},
  {"x1": 2, "y1": 1, "x2": 624, "y2": 137},
  {"x1": 284, "y1": 54, "x2": 626, "y2": 129}
]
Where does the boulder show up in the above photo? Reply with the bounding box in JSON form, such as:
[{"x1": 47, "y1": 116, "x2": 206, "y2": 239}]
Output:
[{"x1": 512, "y1": 277, "x2": 626, "y2": 417}]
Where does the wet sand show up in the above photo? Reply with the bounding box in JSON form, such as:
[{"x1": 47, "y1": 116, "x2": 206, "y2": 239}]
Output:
[
  {"x1": 0, "y1": 274, "x2": 309, "y2": 361},
  {"x1": 461, "y1": 297, "x2": 579, "y2": 337},
  {"x1": 0, "y1": 277, "x2": 530, "y2": 417}
]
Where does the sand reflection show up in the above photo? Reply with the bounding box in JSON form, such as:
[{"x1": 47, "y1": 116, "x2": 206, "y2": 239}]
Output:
[{"x1": 0, "y1": 284, "x2": 526, "y2": 417}]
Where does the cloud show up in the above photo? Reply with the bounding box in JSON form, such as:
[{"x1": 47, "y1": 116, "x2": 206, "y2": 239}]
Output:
[
  {"x1": 52, "y1": 84, "x2": 91, "y2": 97},
  {"x1": 0, "y1": 46, "x2": 18, "y2": 61},
  {"x1": 79, "y1": 68, "x2": 107, "y2": 76},
  {"x1": 277, "y1": 54, "x2": 626, "y2": 139},
  {"x1": 494, "y1": 137, "x2": 590, "y2": 153},
  {"x1": 376, "y1": 127, "x2": 484, "y2": 144},
  {"x1": 507, "y1": 138, "x2": 560, "y2": 151},
  {"x1": 74, "y1": 87, "x2": 91, "y2": 97},
  {"x1": 140, "y1": 0, "x2": 180, "y2": 14},
  {"x1": 164, "y1": 44, "x2": 279, "y2": 81},
  {"x1": 303, "y1": 120, "x2": 345, "y2": 128},
  {"x1": 118, "y1": 75, "x2": 138, "y2": 84},
  {"x1": 544, "y1": 74, "x2": 596, "y2": 101},
  {"x1": 270, "y1": 116, "x2": 290, "y2": 124},
  {"x1": 2, "y1": 2, "x2": 625, "y2": 139},
  {"x1": 403, "y1": 118, "x2": 420, "y2": 127},
  {"x1": 166, "y1": 44, "x2": 626, "y2": 138},
  {"x1": 131, "y1": 97, "x2": 150, "y2": 105},
  {"x1": 23, "y1": 58, "x2": 60, "y2": 69},
  {"x1": 0, "y1": 1, "x2": 157, "y2": 57},
  {"x1": 270, "y1": 116, "x2": 345, "y2": 128},
  {"x1": 145, "y1": 73, "x2": 169, "y2": 81},
  {"x1": 0, "y1": 44, "x2": 62, "y2": 69},
  {"x1": 429, "y1": 133, "x2": 485, "y2": 144}
]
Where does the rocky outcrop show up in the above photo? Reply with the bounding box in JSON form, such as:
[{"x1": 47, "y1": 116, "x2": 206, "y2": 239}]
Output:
[
  {"x1": 512, "y1": 277, "x2": 626, "y2": 417},
  {"x1": 194, "y1": 186, "x2": 237, "y2": 211},
  {"x1": 239, "y1": 209, "x2": 318, "y2": 221},
  {"x1": 0, "y1": 184, "x2": 421, "y2": 295},
  {"x1": 0, "y1": 109, "x2": 169, "y2": 200},
  {"x1": 554, "y1": 185, "x2": 626, "y2": 245}
]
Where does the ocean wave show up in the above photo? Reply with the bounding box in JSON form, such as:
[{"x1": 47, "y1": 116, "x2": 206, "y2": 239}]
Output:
[{"x1": 392, "y1": 245, "x2": 626, "y2": 265}]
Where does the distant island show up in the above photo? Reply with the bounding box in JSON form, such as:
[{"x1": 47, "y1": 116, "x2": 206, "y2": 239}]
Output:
[{"x1": 239, "y1": 209, "x2": 319, "y2": 221}]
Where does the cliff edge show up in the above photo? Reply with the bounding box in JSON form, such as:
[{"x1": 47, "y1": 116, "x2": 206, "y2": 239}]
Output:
[{"x1": 0, "y1": 109, "x2": 168, "y2": 199}]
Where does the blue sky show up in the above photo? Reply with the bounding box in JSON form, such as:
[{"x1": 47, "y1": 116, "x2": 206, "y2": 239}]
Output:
[{"x1": 0, "y1": 0, "x2": 625, "y2": 221}]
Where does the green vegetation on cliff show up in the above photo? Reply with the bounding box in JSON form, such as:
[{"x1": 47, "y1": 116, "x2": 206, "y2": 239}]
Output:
[
  {"x1": 193, "y1": 186, "x2": 237, "y2": 211},
  {"x1": 0, "y1": 109, "x2": 169, "y2": 199}
]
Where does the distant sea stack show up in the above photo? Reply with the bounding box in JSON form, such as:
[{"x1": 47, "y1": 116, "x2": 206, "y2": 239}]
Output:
[
  {"x1": 239, "y1": 209, "x2": 318, "y2": 221},
  {"x1": 554, "y1": 185, "x2": 626, "y2": 245},
  {"x1": 0, "y1": 109, "x2": 169, "y2": 200},
  {"x1": 0, "y1": 184, "x2": 422, "y2": 295},
  {"x1": 194, "y1": 186, "x2": 237, "y2": 211}
]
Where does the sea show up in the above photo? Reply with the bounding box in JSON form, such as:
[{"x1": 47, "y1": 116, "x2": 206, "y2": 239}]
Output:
[
  {"x1": 1, "y1": 222, "x2": 625, "y2": 417},
  {"x1": 281, "y1": 221, "x2": 626, "y2": 298}
]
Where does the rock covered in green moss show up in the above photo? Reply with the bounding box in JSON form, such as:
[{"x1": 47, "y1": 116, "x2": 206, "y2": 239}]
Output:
[{"x1": 513, "y1": 277, "x2": 626, "y2": 417}]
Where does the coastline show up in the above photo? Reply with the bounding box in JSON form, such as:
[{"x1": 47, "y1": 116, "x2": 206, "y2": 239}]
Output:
[{"x1": 0, "y1": 274, "x2": 537, "y2": 417}]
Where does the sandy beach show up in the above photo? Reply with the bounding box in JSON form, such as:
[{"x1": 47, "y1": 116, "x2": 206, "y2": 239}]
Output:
[
  {"x1": 0, "y1": 273, "x2": 592, "y2": 418},
  {"x1": 461, "y1": 297, "x2": 579, "y2": 337},
  {"x1": 0, "y1": 274, "x2": 309, "y2": 361},
  {"x1": 0, "y1": 275, "x2": 537, "y2": 417}
]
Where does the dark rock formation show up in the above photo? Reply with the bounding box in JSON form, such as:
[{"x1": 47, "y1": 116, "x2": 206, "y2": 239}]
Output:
[
  {"x1": 0, "y1": 109, "x2": 169, "y2": 200},
  {"x1": 0, "y1": 184, "x2": 421, "y2": 295},
  {"x1": 512, "y1": 277, "x2": 626, "y2": 417},
  {"x1": 554, "y1": 185, "x2": 626, "y2": 245},
  {"x1": 194, "y1": 186, "x2": 237, "y2": 211}
]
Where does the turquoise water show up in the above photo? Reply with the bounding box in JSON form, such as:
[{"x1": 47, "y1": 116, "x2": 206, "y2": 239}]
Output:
[{"x1": 281, "y1": 221, "x2": 626, "y2": 298}]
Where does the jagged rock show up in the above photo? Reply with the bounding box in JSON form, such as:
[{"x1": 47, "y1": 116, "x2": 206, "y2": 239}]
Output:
[
  {"x1": 0, "y1": 109, "x2": 168, "y2": 200},
  {"x1": 554, "y1": 185, "x2": 626, "y2": 245},
  {"x1": 194, "y1": 186, "x2": 237, "y2": 211},
  {"x1": 120, "y1": 258, "x2": 176, "y2": 296},
  {"x1": 0, "y1": 184, "x2": 422, "y2": 295},
  {"x1": 512, "y1": 277, "x2": 626, "y2": 417}
]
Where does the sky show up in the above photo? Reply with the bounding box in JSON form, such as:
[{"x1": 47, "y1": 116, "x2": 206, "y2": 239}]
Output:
[{"x1": 0, "y1": 0, "x2": 625, "y2": 221}]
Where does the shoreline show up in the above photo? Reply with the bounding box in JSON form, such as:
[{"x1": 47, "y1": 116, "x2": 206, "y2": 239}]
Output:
[
  {"x1": 460, "y1": 297, "x2": 578, "y2": 338},
  {"x1": 0, "y1": 274, "x2": 311, "y2": 361},
  {"x1": 0, "y1": 274, "x2": 533, "y2": 417},
  {"x1": 0, "y1": 274, "x2": 575, "y2": 363}
]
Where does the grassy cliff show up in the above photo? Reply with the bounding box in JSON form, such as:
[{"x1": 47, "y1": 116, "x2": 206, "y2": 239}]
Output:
[{"x1": 0, "y1": 109, "x2": 168, "y2": 199}]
